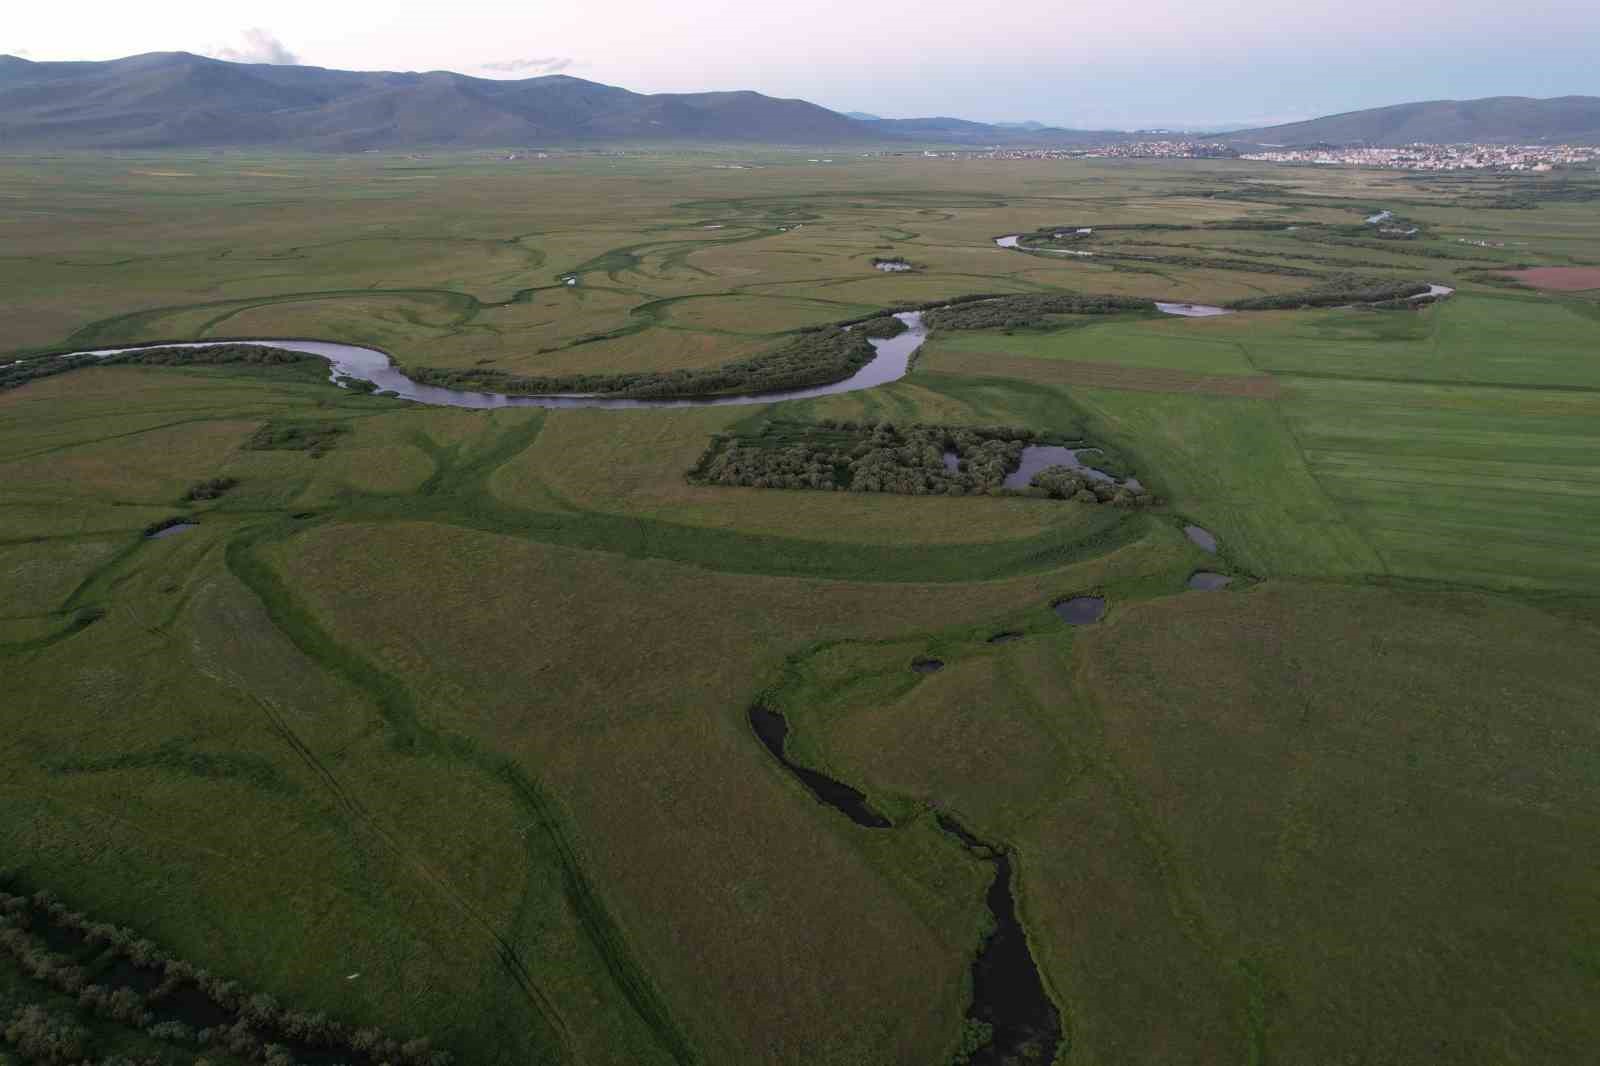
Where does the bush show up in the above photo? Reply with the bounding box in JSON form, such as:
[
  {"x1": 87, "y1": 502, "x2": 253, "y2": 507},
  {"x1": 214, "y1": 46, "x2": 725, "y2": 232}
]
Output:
[
  {"x1": 182, "y1": 477, "x2": 238, "y2": 502},
  {"x1": 245, "y1": 421, "x2": 346, "y2": 458},
  {"x1": 2, "y1": 1005, "x2": 89, "y2": 1065}
]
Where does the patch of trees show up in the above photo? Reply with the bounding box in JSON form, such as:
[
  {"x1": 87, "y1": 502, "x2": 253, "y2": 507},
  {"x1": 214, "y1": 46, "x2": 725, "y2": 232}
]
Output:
[
  {"x1": 245, "y1": 421, "x2": 346, "y2": 458},
  {"x1": 1, "y1": 344, "x2": 318, "y2": 394},
  {"x1": 923, "y1": 293, "x2": 1153, "y2": 332},
  {"x1": 688, "y1": 420, "x2": 1153, "y2": 505},
  {"x1": 405, "y1": 322, "x2": 885, "y2": 400},
  {"x1": 853, "y1": 315, "x2": 908, "y2": 339},
  {"x1": 1029, "y1": 465, "x2": 1145, "y2": 506},
  {"x1": 1228, "y1": 274, "x2": 1431, "y2": 310},
  {"x1": 0, "y1": 886, "x2": 450, "y2": 1066},
  {"x1": 182, "y1": 477, "x2": 238, "y2": 502}
]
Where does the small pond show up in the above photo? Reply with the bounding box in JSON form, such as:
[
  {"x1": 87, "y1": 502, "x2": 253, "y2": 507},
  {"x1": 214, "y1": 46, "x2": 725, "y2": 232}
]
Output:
[
  {"x1": 1156, "y1": 302, "x2": 1232, "y2": 317},
  {"x1": 1187, "y1": 572, "x2": 1233, "y2": 591},
  {"x1": 1053, "y1": 596, "x2": 1106, "y2": 625},
  {"x1": 146, "y1": 522, "x2": 199, "y2": 539},
  {"x1": 1183, "y1": 525, "x2": 1218, "y2": 553},
  {"x1": 1002, "y1": 445, "x2": 1141, "y2": 492},
  {"x1": 911, "y1": 658, "x2": 945, "y2": 674}
]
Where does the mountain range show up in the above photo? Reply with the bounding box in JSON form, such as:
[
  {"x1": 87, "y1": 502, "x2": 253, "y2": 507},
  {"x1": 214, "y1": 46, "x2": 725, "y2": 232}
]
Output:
[
  {"x1": 1214, "y1": 96, "x2": 1600, "y2": 147},
  {"x1": 1, "y1": 52, "x2": 1596, "y2": 150}
]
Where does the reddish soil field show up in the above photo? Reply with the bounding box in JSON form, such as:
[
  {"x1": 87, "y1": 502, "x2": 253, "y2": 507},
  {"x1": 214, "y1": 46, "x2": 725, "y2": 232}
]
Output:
[{"x1": 1506, "y1": 267, "x2": 1600, "y2": 291}]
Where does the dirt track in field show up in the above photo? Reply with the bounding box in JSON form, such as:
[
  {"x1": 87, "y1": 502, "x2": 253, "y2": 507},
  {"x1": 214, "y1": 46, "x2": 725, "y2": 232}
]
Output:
[{"x1": 1506, "y1": 267, "x2": 1600, "y2": 291}]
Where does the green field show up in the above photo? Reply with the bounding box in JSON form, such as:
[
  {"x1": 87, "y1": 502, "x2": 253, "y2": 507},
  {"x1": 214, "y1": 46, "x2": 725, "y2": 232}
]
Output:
[{"x1": 3, "y1": 151, "x2": 1600, "y2": 1066}]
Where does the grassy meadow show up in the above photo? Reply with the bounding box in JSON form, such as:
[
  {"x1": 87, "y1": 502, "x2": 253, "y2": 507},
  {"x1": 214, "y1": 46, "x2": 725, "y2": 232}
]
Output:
[{"x1": 3, "y1": 150, "x2": 1600, "y2": 1065}]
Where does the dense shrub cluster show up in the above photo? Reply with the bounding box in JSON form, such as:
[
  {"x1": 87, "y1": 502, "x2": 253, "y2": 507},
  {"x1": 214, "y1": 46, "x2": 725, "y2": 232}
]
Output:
[
  {"x1": 1030, "y1": 465, "x2": 1146, "y2": 507},
  {"x1": 406, "y1": 323, "x2": 884, "y2": 399},
  {"x1": 689, "y1": 420, "x2": 1152, "y2": 505},
  {"x1": 182, "y1": 477, "x2": 238, "y2": 502},
  {"x1": 0, "y1": 888, "x2": 449, "y2": 1066},
  {"x1": 853, "y1": 315, "x2": 908, "y2": 339},
  {"x1": 244, "y1": 421, "x2": 346, "y2": 457},
  {"x1": 923, "y1": 293, "x2": 1153, "y2": 332},
  {"x1": 1228, "y1": 274, "x2": 1432, "y2": 310},
  {"x1": 2, "y1": 1003, "x2": 89, "y2": 1065}
]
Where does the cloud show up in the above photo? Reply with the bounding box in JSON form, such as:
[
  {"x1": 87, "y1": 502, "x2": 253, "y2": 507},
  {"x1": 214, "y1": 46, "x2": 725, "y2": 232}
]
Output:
[
  {"x1": 3, "y1": 47, "x2": 30, "y2": 58},
  {"x1": 211, "y1": 28, "x2": 298, "y2": 65},
  {"x1": 480, "y1": 56, "x2": 574, "y2": 75}
]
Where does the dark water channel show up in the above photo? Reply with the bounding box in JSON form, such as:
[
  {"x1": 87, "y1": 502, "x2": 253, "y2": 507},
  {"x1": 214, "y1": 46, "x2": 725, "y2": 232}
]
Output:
[
  {"x1": 935, "y1": 814, "x2": 1063, "y2": 1064},
  {"x1": 748, "y1": 710, "x2": 1062, "y2": 1063},
  {"x1": 1001, "y1": 445, "x2": 1142, "y2": 492},
  {"x1": 912, "y1": 658, "x2": 946, "y2": 674},
  {"x1": 146, "y1": 522, "x2": 198, "y2": 539},
  {"x1": 62, "y1": 313, "x2": 928, "y2": 412},
  {"x1": 1054, "y1": 596, "x2": 1106, "y2": 625},
  {"x1": 747, "y1": 706, "x2": 890, "y2": 828}
]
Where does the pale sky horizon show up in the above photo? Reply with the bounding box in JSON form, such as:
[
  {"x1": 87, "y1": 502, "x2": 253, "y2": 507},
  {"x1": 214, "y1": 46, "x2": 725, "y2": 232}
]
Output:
[{"x1": 6, "y1": 1, "x2": 1598, "y2": 130}]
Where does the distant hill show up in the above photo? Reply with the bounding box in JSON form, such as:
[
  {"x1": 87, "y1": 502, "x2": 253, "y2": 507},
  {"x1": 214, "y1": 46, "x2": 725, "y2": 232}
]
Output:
[
  {"x1": 0, "y1": 52, "x2": 874, "y2": 149},
  {"x1": 1212, "y1": 96, "x2": 1600, "y2": 146},
  {"x1": 850, "y1": 115, "x2": 1131, "y2": 145}
]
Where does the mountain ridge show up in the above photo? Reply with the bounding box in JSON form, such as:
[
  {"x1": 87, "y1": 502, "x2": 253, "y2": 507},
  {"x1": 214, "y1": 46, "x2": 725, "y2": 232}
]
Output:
[
  {"x1": 1209, "y1": 95, "x2": 1600, "y2": 146},
  {"x1": 2, "y1": 53, "x2": 1597, "y2": 149}
]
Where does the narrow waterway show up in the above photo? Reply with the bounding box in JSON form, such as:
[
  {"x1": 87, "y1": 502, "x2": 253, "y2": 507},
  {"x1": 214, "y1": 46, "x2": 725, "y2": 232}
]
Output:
[
  {"x1": 935, "y1": 814, "x2": 1063, "y2": 1064},
  {"x1": 748, "y1": 708, "x2": 1062, "y2": 1063}
]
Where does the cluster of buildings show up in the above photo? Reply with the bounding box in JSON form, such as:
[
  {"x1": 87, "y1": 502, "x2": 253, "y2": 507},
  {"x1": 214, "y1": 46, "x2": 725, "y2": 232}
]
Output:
[
  {"x1": 903, "y1": 141, "x2": 1598, "y2": 172},
  {"x1": 1079, "y1": 141, "x2": 1240, "y2": 160},
  {"x1": 1237, "y1": 143, "x2": 1600, "y2": 171},
  {"x1": 920, "y1": 142, "x2": 1238, "y2": 162}
]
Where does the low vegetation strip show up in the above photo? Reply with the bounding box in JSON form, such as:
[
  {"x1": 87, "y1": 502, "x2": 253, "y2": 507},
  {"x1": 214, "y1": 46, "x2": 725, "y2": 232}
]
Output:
[
  {"x1": 405, "y1": 316, "x2": 905, "y2": 399},
  {"x1": 923, "y1": 353, "x2": 1283, "y2": 398},
  {"x1": 1227, "y1": 274, "x2": 1431, "y2": 310},
  {"x1": 0, "y1": 344, "x2": 319, "y2": 393},
  {"x1": 0, "y1": 885, "x2": 449, "y2": 1066},
  {"x1": 923, "y1": 294, "x2": 1155, "y2": 333}
]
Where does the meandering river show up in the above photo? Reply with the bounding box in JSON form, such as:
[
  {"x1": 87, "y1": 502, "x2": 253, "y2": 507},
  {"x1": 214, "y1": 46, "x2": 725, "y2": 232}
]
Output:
[{"x1": 60, "y1": 312, "x2": 930, "y2": 411}]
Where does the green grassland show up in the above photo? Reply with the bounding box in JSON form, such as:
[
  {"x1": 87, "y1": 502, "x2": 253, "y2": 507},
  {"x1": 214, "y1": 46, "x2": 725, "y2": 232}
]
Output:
[{"x1": 3, "y1": 152, "x2": 1600, "y2": 1066}]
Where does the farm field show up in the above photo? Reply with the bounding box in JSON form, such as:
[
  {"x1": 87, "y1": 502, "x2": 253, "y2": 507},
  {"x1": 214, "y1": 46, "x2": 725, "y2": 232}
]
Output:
[{"x1": 3, "y1": 151, "x2": 1600, "y2": 1066}]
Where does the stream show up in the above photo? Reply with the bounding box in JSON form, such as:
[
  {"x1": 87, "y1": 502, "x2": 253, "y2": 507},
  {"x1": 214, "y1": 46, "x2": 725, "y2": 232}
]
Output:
[{"x1": 748, "y1": 706, "x2": 1062, "y2": 1063}]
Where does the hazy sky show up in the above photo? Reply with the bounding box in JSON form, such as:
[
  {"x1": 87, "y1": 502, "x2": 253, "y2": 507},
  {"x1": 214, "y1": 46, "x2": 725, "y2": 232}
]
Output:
[{"x1": 6, "y1": 1, "x2": 1598, "y2": 129}]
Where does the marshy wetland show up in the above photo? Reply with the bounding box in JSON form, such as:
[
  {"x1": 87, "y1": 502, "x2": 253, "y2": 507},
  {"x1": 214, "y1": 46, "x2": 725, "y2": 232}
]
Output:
[{"x1": 4, "y1": 152, "x2": 1600, "y2": 1066}]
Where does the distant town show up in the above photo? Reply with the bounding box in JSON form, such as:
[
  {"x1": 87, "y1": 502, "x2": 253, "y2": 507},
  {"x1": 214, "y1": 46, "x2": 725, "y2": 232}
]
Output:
[{"x1": 916, "y1": 142, "x2": 1600, "y2": 171}]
